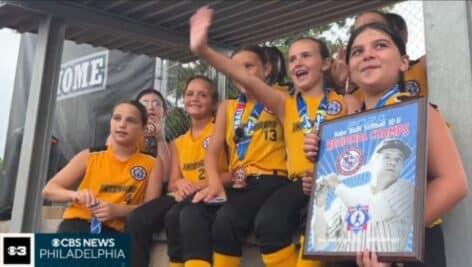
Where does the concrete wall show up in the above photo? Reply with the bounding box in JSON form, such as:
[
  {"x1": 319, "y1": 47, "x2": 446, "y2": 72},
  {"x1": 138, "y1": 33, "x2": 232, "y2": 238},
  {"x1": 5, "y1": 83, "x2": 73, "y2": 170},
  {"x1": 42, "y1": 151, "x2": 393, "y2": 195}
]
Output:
[{"x1": 423, "y1": 2, "x2": 472, "y2": 267}]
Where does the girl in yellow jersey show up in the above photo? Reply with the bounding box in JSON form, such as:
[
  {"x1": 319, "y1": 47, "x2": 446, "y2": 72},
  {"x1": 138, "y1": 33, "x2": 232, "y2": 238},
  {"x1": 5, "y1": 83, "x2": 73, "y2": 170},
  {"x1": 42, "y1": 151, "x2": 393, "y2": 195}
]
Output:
[
  {"x1": 42, "y1": 100, "x2": 163, "y2": 233},
  {"x1": 185, "y1": 9, "x2": 289, "y2": 267},
  {"x1": 385, "y1": 12, "x2": 428, "y2": 97},
  {"x1": 341, "y1": 11, "x2": 428, "y2": 102},
  {"x1": 263, "y1": 46, "x2": 292, "y2": 94},
  {"x1": 166, "y1": 76, "x2": 230, "y2": 267},
  {"x1": 107, "y1": 88, "x2": 171, "y2": 179},
  {"x1": 125, "y1": 76, "x2": 228, "y2": 267},
  {"x1": 189, "y1": 6, "x2": 359, "y2": 267},
  {"x1": 169, "y1": 76, "x2": 225, "y2": 200},
  {"x1": 306, "y1": 23, "x2": 468, "y2": 267}
]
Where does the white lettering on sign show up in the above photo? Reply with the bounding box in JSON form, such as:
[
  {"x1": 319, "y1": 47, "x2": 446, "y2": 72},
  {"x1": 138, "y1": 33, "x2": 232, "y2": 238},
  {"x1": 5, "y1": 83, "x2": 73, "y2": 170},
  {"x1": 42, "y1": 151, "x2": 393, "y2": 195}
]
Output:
[{"x1": 57, "y1": 50, "x2": 109, "y2": 100}]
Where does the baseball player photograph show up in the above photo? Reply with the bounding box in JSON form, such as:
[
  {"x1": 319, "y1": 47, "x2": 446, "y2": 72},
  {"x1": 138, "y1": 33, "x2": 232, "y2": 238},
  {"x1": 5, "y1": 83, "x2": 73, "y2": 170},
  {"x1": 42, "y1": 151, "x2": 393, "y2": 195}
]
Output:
[{"x1": 310, "y1": 138, "x2": 414, "y2": 253}]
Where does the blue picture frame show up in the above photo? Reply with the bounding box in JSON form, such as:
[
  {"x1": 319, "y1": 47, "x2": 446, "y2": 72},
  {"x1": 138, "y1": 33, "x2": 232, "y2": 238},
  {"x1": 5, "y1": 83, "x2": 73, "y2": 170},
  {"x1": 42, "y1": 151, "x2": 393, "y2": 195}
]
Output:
[{"x1": 304, "y1": 98, "x2": 427, "y2": 262}]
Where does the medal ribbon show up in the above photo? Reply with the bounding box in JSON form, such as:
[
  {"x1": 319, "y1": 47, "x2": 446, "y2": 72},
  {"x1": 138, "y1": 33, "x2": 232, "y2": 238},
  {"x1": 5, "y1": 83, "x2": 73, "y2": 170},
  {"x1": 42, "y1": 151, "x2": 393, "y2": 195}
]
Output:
[
  {"x1": 234, "y1": 95, "x2": 264, "y2": 160},
  {"x1": 296, "y1": 90, "x2": 329, "y2": 134},
  {"x1": 373, "y1": 84, "x2": 400, "y2": 109}
]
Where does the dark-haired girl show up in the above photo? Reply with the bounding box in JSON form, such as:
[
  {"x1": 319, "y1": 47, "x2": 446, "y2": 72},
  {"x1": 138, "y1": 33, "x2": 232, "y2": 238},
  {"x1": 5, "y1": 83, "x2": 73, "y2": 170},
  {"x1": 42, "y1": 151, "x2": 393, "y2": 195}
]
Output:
[
  {"x1": 126, "y1": 76, "x2": 228, "y2": 267},
  {"x1": 181, "y1": 7, "x2": 289, "y2": 267},
  {"x1": 306, "y1": 23, "x2": 468, "y2": 267},
  {"x1": 42, "y1": 100, "x2": 163, "y2": 233}
]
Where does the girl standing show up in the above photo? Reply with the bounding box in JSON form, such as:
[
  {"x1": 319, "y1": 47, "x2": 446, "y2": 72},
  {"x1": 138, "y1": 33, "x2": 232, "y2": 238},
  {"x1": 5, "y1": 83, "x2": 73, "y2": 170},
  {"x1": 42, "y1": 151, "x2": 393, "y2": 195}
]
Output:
[{"x1": 307, "y1": 23, "x2": 468, "y2": 267}]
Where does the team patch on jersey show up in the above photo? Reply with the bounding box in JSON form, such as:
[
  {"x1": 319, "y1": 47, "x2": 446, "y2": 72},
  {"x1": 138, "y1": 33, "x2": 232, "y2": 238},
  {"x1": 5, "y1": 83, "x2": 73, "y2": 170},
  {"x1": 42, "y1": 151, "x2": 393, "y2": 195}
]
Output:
[
  {"x1": 405, "y1": 80, "x2": 420, "y2": 96},
  {"x1": 130, "y1": 166, "x2": 147, "y2": 181},
  {"x1": 345, "y1": 205, "x2": 370, "y2": 234},
  {"x1": 327, "y1": 100, "x2": 342, "y2": 115},
  {"x1": 336, "y1": 147, "x2": 363, "y2": 176},
  {"x1": 203, "y1": 136, "x2": 211, "y2": 149}
]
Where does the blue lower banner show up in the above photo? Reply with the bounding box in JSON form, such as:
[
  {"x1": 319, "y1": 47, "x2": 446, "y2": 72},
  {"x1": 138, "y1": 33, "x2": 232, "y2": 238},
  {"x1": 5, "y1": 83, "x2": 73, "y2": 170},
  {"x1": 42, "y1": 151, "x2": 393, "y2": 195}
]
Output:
[{"x1": 35, "y1": 234, "x2": 130, "y2": 267}]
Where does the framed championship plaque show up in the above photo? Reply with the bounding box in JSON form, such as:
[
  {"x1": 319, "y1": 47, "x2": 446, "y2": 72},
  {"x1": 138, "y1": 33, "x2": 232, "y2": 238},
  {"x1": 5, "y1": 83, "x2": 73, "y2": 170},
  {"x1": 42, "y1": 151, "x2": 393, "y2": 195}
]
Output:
[{"x1": 304, "y1": 98, "x2": 427, "y2": 262}]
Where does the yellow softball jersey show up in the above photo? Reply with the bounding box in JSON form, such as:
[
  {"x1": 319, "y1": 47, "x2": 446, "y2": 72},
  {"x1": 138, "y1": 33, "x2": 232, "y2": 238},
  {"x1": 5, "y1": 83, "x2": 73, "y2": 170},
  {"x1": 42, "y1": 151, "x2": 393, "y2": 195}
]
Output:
[
  {"x1": 273, "y1": 83, "x2": 290, "y2": 95},
  {"x1": 62, "y1": 145, "x2": 155, "y2": 231},
  {"x1": 404, "y1": 58, "x2": 428, "y2": 97},
  {"x1": 174, "y1": 121, "x2": 228, "y2": 184},
  {"x1": 351, "y1": 58, "x2": 427, "y2": 102},
  {"x1": 284, "y1": 90, "x2": 347, "y2": 180},
  {"x1": 351, "y1": 87, "x2": 364, "y2": 102},
  {"x1": 225, "y1": 99, "x2": 287, "y2": 175}
]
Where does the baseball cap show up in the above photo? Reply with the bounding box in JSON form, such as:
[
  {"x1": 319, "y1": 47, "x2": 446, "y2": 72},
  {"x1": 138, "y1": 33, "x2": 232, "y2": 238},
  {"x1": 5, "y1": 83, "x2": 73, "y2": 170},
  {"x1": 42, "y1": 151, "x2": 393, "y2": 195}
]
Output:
[{"x1": 375, "y1": 139, "x2": 411, "y2": 159}]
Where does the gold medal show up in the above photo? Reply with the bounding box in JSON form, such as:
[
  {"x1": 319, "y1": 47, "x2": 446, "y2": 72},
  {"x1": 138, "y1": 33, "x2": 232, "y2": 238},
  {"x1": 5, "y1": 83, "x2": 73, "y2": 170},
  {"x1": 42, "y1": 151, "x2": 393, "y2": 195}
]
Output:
[
  {"x1": 145, "y1": 123, "x2": 156, "y2": 134},
  {"x1": 232, "y1": 168, "x2": 247, "y2": 188}
]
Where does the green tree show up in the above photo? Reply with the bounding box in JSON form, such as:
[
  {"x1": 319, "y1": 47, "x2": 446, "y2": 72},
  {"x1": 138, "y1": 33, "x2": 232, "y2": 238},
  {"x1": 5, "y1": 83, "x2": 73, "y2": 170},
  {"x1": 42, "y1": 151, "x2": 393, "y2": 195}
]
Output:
[
  {"x1": 269, "y1": 19, "x2": 351, "y2": 56},
  {"x1": 165, "y1": 107, "x2": 190, "y2": 141},
  {"x1": 167, "y1": 60, "x2": 213, "y2": 105}
]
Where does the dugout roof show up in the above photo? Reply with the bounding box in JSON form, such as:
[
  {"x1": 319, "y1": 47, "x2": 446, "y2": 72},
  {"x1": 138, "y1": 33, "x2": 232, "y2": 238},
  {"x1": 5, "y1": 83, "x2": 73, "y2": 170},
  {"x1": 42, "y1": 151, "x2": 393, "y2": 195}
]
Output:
[{"x1": 0, "y1": 0, "x2": 394, "y2": 62}]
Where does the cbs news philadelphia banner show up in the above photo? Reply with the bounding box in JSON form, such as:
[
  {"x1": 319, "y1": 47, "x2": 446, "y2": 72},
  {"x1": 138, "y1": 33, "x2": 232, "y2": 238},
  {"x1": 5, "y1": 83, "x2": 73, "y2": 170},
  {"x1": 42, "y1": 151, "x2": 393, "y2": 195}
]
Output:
[{"x1": 1, "y1": 233, "x2": 130, "y2": 266}]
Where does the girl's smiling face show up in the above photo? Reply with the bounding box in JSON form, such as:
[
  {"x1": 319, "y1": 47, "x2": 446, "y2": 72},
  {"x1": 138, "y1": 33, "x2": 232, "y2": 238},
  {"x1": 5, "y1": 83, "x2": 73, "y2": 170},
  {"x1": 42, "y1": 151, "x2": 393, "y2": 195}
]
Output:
[
  {"x1": 288, "y1": 39, "x2": 330, "y2": 93},
  {"x1": 348, "y1": 28, "x2": 409, "y2": 95}
]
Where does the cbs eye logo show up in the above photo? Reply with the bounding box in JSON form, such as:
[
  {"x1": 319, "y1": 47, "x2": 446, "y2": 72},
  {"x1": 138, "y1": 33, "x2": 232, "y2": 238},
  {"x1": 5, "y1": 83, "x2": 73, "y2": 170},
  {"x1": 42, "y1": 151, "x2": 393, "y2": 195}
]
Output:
[{"x1": 3, "y1": 237, "x2": 31, "y2": 264}]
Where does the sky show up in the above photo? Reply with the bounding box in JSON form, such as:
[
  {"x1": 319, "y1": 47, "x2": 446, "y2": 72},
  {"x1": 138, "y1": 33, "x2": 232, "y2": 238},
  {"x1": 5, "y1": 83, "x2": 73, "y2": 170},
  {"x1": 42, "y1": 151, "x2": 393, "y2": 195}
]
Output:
[{"x1": 0, "y1": 1, "x2": 425, "y2": 158}]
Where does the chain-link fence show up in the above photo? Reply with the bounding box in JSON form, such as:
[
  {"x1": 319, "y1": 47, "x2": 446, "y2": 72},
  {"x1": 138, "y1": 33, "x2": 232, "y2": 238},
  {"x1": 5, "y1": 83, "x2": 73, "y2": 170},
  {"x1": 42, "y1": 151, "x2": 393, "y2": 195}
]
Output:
[{"x1": 392, "y1": 0, "x2": 425, "y2": 60}]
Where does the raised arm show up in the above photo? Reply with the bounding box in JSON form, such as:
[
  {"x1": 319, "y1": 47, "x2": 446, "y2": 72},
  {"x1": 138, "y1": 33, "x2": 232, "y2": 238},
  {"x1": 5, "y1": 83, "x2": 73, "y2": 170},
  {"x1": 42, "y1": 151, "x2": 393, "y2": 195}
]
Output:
[
  {"x1": 330, "y1": 46, "x2": 349, "y2": 89},
  {"x1": 42, "y1": 149, "x2": 96, "y2": 206},
  {"x1": 425, "y1": 106, "x2": 468, "y2": 225},
  {"x1": 190, "y1": 6, "x2": 287, "y2": 122}
]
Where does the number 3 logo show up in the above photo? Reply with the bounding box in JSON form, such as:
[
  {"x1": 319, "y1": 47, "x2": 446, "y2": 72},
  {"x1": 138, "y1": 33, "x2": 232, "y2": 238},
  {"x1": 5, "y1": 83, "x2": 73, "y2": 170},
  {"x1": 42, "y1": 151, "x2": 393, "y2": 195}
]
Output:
[{"x1": 7, "y1": 246, "x2": 27, "y2": 256}]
